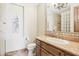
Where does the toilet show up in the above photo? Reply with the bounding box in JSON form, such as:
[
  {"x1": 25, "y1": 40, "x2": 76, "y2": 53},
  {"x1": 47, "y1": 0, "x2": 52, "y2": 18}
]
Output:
[
  {"x1": 25, "y1": 36, "x2": 36, "y2": 56},
  {"x1": 27, "y1": 43, "x2": 36, "y2": 56}
]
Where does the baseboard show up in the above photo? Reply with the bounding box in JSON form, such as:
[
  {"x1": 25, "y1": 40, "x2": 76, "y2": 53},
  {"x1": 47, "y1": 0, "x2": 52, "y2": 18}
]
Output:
[{"x1": 5, "y1": 48, "x2": 28, "y2": 56}]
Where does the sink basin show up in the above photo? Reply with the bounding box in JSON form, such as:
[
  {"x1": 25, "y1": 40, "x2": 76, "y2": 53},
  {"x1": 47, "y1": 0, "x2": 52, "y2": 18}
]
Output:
[{"x1": 47, "y1": 38, "x2": 70, "y2": 45}]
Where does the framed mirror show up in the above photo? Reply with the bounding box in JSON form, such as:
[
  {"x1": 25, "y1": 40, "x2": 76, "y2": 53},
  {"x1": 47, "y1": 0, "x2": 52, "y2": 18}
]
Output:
[{"x1": 46, "y1": 3, "x2": 79, "y2": 33}]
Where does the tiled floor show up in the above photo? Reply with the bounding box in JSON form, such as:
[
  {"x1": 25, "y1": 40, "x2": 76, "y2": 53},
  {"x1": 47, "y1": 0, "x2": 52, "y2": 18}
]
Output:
[
  {"x1": 5, "y1": 49, "x2": 36, "y2": 56},
  {"x1": 11, "y1": 51, "x2": 28, "y2": 56},
  {"x1": 6, "y1": 49, "x2": 28, "y2": 56}
]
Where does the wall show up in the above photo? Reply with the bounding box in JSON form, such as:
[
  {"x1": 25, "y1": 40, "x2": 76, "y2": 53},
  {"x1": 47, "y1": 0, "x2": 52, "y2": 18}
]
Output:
[
  {"x1": 23, "y1": 4, "x2": 37, "y2": 43},
  {"x1": 37, "y1": 3, "x2": 46, "y2": 35},
  {"x1": 70, "y1": 3, "x2": 79, "y2": 32}
]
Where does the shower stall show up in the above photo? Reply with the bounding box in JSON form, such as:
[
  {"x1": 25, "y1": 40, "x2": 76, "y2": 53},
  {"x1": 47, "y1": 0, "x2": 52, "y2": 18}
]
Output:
[{"x1": 0, "y1": 3, "x2": 24, "y2": 56}]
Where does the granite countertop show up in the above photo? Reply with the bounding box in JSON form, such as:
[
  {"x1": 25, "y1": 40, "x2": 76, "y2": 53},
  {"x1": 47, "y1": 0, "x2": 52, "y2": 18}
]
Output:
[{"x1": 36, "y1": 35, "x2": 79, "y2": 56}]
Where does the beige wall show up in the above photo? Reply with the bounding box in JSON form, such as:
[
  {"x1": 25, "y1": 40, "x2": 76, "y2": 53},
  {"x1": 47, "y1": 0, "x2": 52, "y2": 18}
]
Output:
[
  {"x1": 23, "y1": 4, "x2": 37, "y2": 43},
  {"x1": 70, "y1": 3, "x2": 79, "y2": 32},
  {"x1": 37, "y1": 4, "x2": 46, "y2": 35}
]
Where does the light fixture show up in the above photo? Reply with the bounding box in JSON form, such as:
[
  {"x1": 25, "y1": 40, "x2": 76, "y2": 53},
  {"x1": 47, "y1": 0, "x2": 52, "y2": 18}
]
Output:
[{"x1": 54, "y1": 3, "x2": 68, "y2": 10}]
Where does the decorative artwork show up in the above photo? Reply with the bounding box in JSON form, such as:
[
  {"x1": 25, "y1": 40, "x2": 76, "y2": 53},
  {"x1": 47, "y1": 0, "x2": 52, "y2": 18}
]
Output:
[{"x1": 12, "y1": 16, "x2": 19, "y2": 33}]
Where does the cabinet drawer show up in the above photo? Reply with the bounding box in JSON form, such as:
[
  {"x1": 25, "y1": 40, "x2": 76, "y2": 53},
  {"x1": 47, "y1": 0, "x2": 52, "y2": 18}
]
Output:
[
  {"x1": 36, "y1": 39, "x2": 41, "y2": 45},
  {"x1": 41, "y1": 48, "x2": 53, "y2": 56},
  {"x1": 41, "y1": 41, "x2": 64, "y2": 56}
]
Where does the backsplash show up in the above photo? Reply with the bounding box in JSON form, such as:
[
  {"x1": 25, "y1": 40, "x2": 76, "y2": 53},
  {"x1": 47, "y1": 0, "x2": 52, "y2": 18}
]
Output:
[{"x1": 46, "y1": 32, "x2": 79, "y2": 42}]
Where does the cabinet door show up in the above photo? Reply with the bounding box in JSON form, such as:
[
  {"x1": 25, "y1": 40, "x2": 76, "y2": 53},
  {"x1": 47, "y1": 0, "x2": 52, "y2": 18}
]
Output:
[
  {"x1": 36, "y1": 45, "x2": 41, "y2": 56},
  {"x1": 41, "y1": 48, "x2": 52, "y2": 56},
  {"x1": 41, "y1": 41, "x2": 64, "y2": 56},
  {"x1": 63, "y1": 52, "x2": 74, "y2": 56},
  {"x1": 74, "y1": 6, "x2": 79, "y2": 32}
]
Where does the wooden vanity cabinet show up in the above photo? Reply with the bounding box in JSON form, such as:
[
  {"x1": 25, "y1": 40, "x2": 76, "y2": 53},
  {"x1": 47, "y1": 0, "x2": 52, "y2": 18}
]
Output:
[{"x1": 36, "y1": 39, "x2": 75, "y2": 56}]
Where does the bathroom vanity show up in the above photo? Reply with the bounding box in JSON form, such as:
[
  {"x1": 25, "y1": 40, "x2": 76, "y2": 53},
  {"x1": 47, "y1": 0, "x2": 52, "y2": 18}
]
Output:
[
  {"x1": 36, "y1": 35, "x2": 79, "y2": 56},
  {"x1": 36, "y1": 40, "x2": 73, "y2": 56}
]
